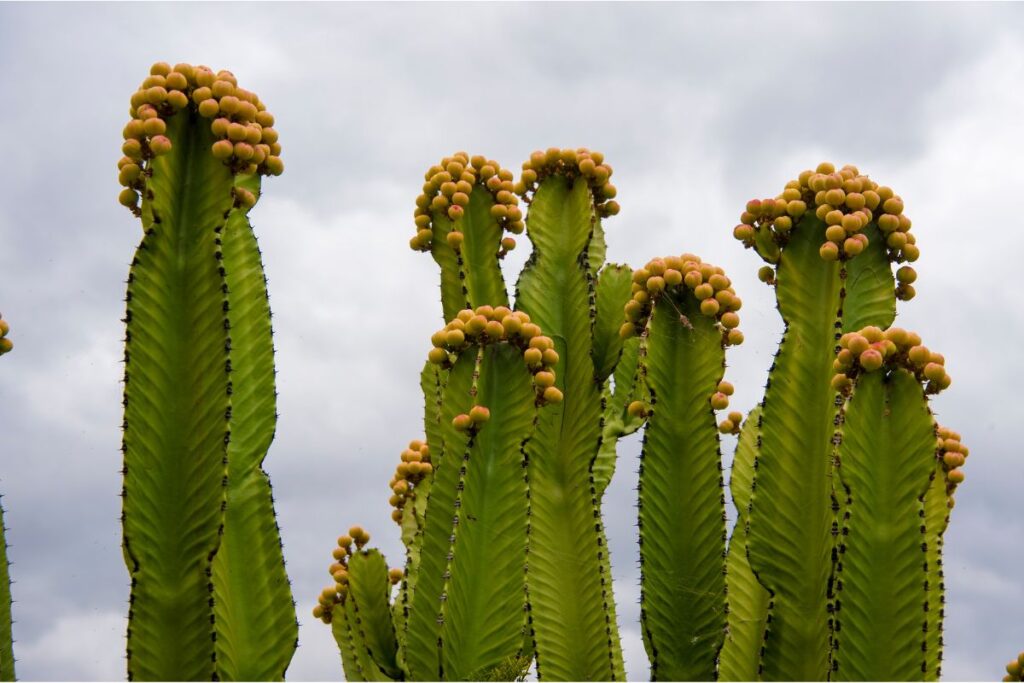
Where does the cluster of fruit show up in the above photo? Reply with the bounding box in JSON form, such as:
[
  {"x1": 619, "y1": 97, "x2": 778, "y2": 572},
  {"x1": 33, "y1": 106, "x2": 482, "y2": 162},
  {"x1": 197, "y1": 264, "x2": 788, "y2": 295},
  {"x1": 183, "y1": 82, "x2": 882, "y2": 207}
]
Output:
[
  {"x1": 735, "y1": 163, "x2": 918, "y2": 299},
  {"x1": 935, "y1": 426, "x2": 968, "y2": 504},
  {"x1": 619, "y1": 254, "x2": 744, "y2": 347},
  {"x1": 387, "y1": 440, "x2": 433, "y2": 525},
  {"x1": 0, "y1": 313, "x2": 10, "y2": 355},
  {"x1": 117, "y1": 62, "x2": 283, "y2": 215},
  {"x1": 312, "y1": 526, "x2": 403, "y2": 624},
  {"x1": 514, "y1": 148, "x2": 620, "y2": 218},
  {"x1": 427, "y1": 305, "x2": 563, "y2": 411},
  {"x1": 1003, "y1": 652, "x2": 1024, "y2": 682},
  {"x1": 409, "y1": 152, "x2": 522, "y2": 254},
  {"x1": 830, "y1": 326, "x2": 951, "y2": 395}
]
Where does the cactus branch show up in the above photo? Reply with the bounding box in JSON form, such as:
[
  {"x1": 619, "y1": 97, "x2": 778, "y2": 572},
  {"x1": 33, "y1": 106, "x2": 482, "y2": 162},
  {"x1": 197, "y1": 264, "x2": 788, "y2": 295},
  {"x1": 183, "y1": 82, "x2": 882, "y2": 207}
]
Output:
[
  {"x1": 630, "y1": 254, "x2": 740, "y2": 680},
  {"x1": 515, "y1": 149, "x2": 624, "y2": 681}
]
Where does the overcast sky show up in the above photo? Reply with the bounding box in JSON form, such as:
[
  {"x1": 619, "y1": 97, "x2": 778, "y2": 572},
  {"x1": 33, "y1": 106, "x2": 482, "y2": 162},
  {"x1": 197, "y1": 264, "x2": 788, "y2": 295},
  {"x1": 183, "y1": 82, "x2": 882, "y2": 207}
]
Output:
[{"x1": 1, "y1": 2, "x2": 1023, "y2": 680}]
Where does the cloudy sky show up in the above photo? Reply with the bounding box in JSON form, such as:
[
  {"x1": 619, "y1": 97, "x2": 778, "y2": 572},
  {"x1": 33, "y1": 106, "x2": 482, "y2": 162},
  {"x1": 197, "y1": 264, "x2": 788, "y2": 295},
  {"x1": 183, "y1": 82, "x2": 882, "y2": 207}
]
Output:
[{"x1": 1, "y1": 2, "x2": 1023, "y2": 680}]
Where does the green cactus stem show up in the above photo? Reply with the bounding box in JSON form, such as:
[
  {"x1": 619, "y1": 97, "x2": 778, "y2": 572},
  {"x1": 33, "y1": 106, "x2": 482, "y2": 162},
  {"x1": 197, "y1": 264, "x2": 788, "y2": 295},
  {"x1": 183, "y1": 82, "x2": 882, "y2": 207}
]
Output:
[
  {"x1": 409, "y1": 306, "x2": 557, "y2": 680},
  {"x1": 410, "y1": 153, "x2": 521, "y2": 322},
  {"x1": 620, "y1": 254, "x2": 742, "y2": 680},
  {"x1": 514, "y1": 148, "x2": 625, "y2": 681},
  {"x1": 316, "y1": 529, "x2": 399, "y2": 682},
  {"x1": 830, "y1": 327, "x2": 951, "y2": 680},
  {"x1": 732, "y1": 163, "x2": 912, "y2": 680},
  {"x1": 719, "y1": 407, "x2": 770, "y2": 682},
  {"x1": 119, "y1": 61, "x2": 292, "y2": 680},
  {"x1": 0, "y1": 312, "x2": 14, "y2": 682},
  {"x1": 922, "y1": 426, "x2": 966, "y2": 679}
]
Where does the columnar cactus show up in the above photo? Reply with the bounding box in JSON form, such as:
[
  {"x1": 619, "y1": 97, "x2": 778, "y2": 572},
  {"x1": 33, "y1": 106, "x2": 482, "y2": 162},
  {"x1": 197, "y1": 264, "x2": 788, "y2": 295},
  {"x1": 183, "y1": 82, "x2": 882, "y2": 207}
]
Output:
[
  {"x1": 622, "y1": 255, "x2": 744, "y2": 680},
  {"x1": 829, "y1": 328, "x2": 950, "y2": 679},
  {"x1": 118, "y1": 62, "x2": 295, "y2": 680},
  {"x1": 318, "y1": 156, "x2": 977, "y2": 682},
  {"x1": 0, "y1": 312, "x2": 13, "y2": 682},
  {"x1": 729, "y1": 163, "x2": 914, "y2": 680}
]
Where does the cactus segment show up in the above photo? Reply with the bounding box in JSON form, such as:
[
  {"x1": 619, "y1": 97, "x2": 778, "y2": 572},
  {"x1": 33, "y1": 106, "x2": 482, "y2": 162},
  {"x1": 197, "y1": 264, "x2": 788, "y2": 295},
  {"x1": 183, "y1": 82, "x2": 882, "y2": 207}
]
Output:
[
  {"x1": 744, "y1": 220, "x2": 841, "y2": 680},
  {"x1": 922, "y1": 462, "x2": 948, "y2": 681},
  {"x1": 122, "y1": 108, "x2": 236, "y2": 681},
  {"x1": 740, "y1": 164, "x2": 904, "y2": 681},
  {"x1": 719, "y1": 408, "x2": 770, "y2": 682},
  {"x1": 593, "y1": 264, "x2": 634, "y2": 384},
  {"x1": 348, "y1": 550, "x2": 402, "y2": 679},
  {"x1": 594, "y1": 336, "x2": 644, "y2": 500},
  {"x1": 411, "y1": 153, "x2": 520, "y2": 322},
  {"x1": 331, "y1": 591, "x2": 395, "y2": 682},
  {"x1": 121, "y1": 64, "x2": 291, "y2": 680},
  {"x1": 404, "y1": 351, "x2": 476, "y2": 680},
  {"x1": 635, "y1": 272, "x2": 732, "y2": 680},
  {"x1": 515, "y1": 160, "x2": 624, "y2": 681},
  {"x1": 211, "y1": 180, "x2": 297, "y2": 680},
  {"x1": 627, "y1": 253, "x2": 741, "y2": 678},
  {"x1": 0, "y1": 313, "x2": 12, "y2": 681},
  {"x1": 841, "y1": 223, "x2": 897, "y2": 332},
  {"x1": 441, "y1": 342, "x2": 536, "y2": 679},
  {"x1": 831, "y1": 369, "x2": 938, "y2": 680}
]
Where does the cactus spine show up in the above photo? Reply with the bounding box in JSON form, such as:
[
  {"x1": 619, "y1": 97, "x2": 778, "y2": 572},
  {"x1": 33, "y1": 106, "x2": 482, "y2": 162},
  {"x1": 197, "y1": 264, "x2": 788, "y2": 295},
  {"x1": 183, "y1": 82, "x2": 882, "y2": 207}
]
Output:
[
  {"x1": 0, "y1": 313, "x2": 13, "y2": 681},
  {"x1": 119, "y1": 62, "x2": 294, "y2": 680}
]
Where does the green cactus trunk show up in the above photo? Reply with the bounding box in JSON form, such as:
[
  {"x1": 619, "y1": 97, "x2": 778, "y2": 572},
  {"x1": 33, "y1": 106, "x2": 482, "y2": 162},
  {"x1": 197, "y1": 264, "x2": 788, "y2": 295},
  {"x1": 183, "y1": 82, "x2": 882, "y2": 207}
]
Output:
[
  {"x1": 516, "y1": 175, "x2": 625, "y2": 681},
  {"x1": 719, "y1": 408, "x2": 770, "y2": 682},
  {"x1": 120, "y1": 64, "x2": 294, "y2": 680},
  {"x1": 831, "y1": 369, "x2": 936, "y2": 680},
  {"x1": 0, "y1": 491, "x2": 12, "y2": 682},
  {"x1": 636, "y1": 290, "x2": 728, "y2": 680},
  {"x1": 742, "y1": 212, "x2": 896, "y2": 679}
]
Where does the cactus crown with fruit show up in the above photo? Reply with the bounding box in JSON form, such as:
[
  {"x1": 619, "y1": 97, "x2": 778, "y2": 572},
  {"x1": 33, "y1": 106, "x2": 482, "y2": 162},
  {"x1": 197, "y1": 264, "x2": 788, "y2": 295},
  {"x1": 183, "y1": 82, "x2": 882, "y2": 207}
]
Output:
[{"x1": 117, "y1": 61, "x2": 283, "y2": 216}]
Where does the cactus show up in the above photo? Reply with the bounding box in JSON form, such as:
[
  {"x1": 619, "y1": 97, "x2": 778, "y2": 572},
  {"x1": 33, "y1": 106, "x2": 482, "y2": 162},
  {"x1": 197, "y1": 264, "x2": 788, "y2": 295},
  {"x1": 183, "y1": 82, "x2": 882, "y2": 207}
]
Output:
[
  {"x1": 829, "y1": 328, "x2": 950, "y2": 679},
  {"x1": 730, "y1": 163, "x2": 914, "y2": 680},
  {"x1": 0, "y1": 312, "x2": 14, "y2": 681},
  {"x1": 318, "y1": 155, "x2": 974, "y2": 682},
  {"x1": 623, "y1": 255, "x2": 744, "y2": 680},
  {"x1": 119, "y1": 62, "x2": 294, "y2": 680}
]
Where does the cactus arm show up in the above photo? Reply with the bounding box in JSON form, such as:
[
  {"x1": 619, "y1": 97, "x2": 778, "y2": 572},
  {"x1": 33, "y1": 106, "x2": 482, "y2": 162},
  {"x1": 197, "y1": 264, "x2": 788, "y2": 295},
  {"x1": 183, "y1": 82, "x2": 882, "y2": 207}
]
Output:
[
  {"x1": 404, "y1": 352, "x2": 476, "y2": 680},
  {"x1": 742, "y1": 217, "x2": 841, "y2": 680},
  {"x1": 212, "y1": 177, "x2": 297, "y2": 680},
  {"x1": 456, "y1": 187, "x2": 510, "y2": 310},
  {"x1": 0, "y1": 494, "x2": 10, "y2": 683},
  {"x1": 636, "y1": 294, "x2": 727, "y2": 680},
  {"x1": 734, "y1": 165, "x2": 909, "y2": 681},
  {"x1": 719, "y1": 408, "x2": 771, "y2": 682},
  {"x1": 922, "y1": 426, "x2": 966, "y2": 681},
  {"x1": 428, "y1": 217, "x2": 469, "y2": 323},
  {"x1": 922, "y1": 466, "x2": 947, "y2": 682},
  {"x1": 515, "y1": 153, "x2": 624, "y2": 681},
  {"x1": 594, "y1": 335, "x2": 643, "y2": 499},
  {"x1": 842, "y1": 222, "x2": 896, "y2": 331},
  {"x1": 440, "y1": 343, "x2": 534, "y2": 679},
  {"x1": 593, "y1": 263, "x2": 633, "y2": 384},
  {"x1": 122, "y1": 109, "x2": 235, "y2": 681},
  {"x1": 624, "y1": 255, "x2": 742, "y2": 680},
  {"x1": 411, "y1": 154, "x2": 521, "y2": 322},
  {"x1": 832, "y1": 370, "x2": 936, "y2": 680},
  {"x1": 0, "y1": 314, "x2": 13, "y2": 681},
  {"x1": 348, "y1": 550, "x2": 402, "y2": 679},
  {"x1": 332, "y1": 593, "x2": 394, "y2": 682}
]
